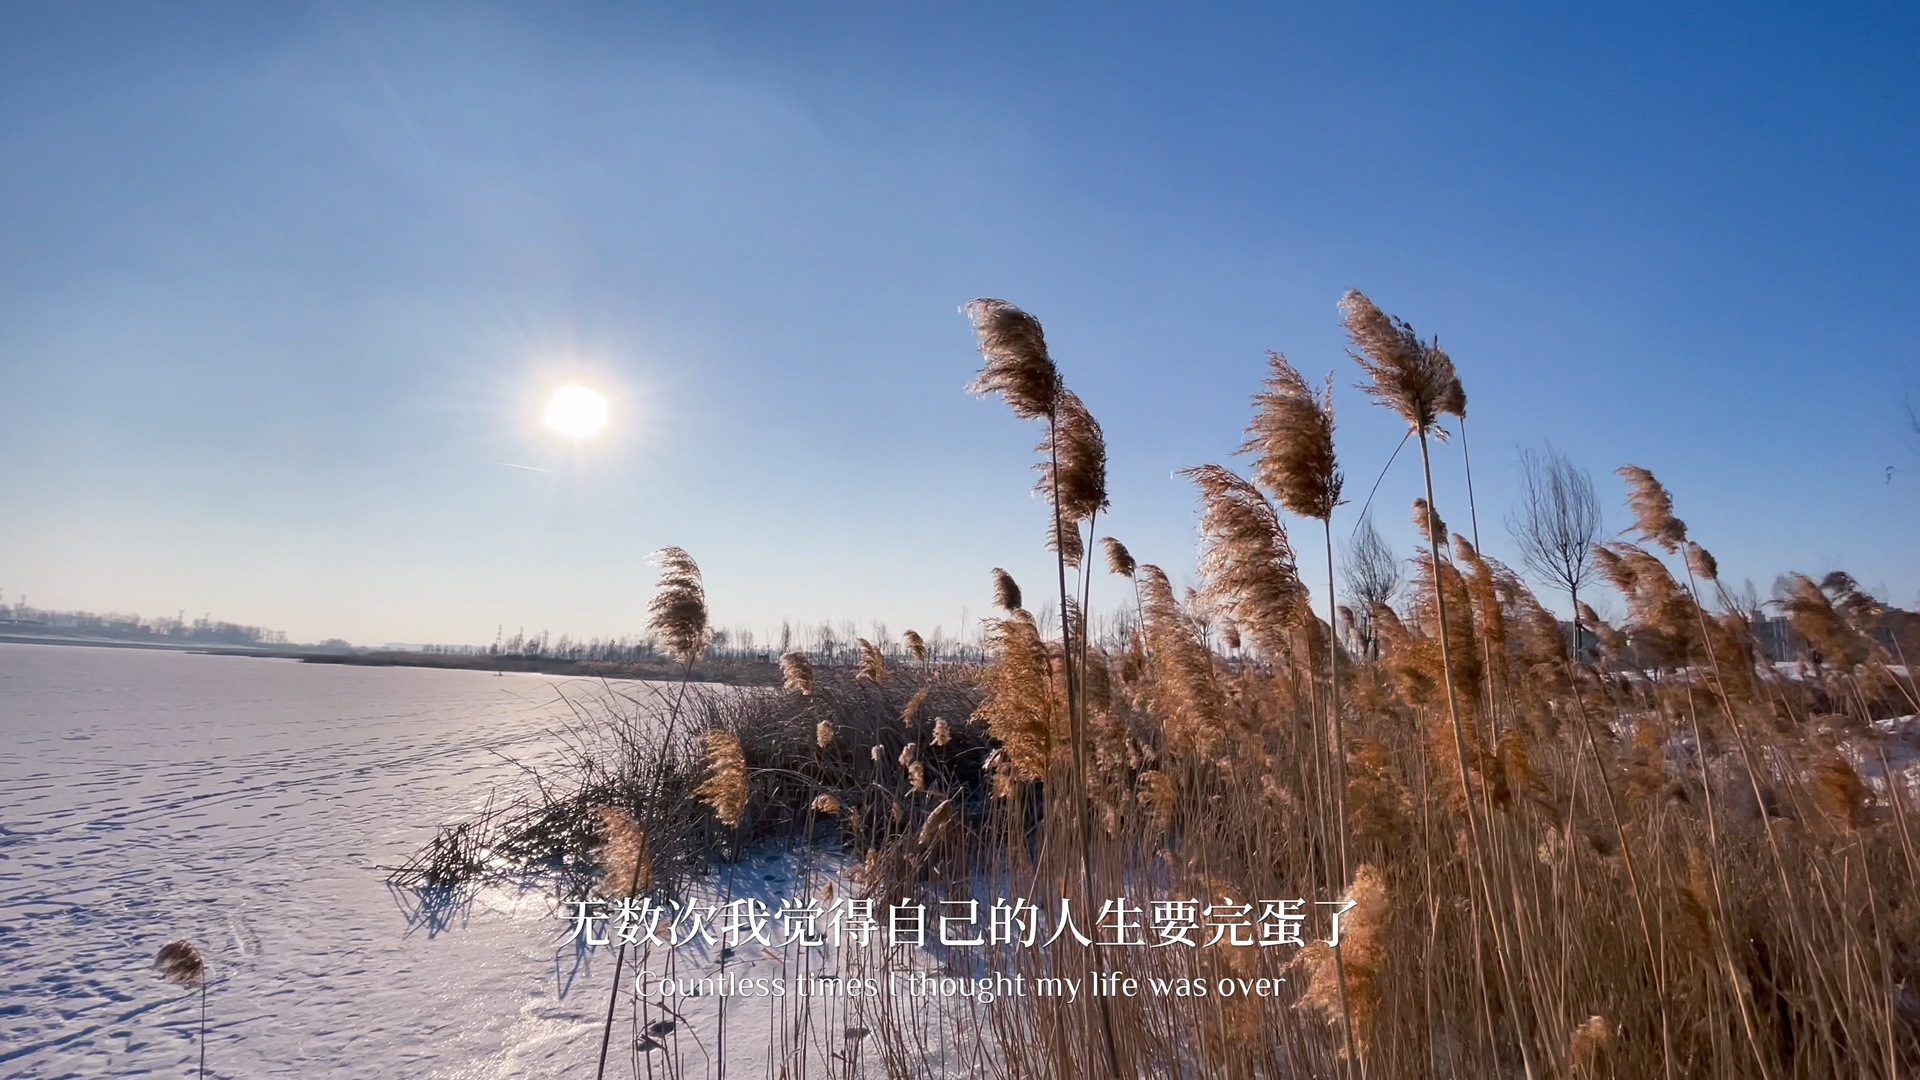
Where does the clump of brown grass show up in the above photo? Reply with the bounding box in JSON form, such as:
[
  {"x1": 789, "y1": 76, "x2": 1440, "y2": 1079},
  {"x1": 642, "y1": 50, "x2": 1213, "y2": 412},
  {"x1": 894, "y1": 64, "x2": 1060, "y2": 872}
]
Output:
[
  {"x1": 1577, "y1": 600, "x2": 1630, "y2": 658},
  {"x1": 1240, "y1": 349, "x2": 1357, "y2": 880},
  {"x1": 917, "y1": 797, "x2": 955, "y2": 847},
  {"x1": 1437, "y1": 365, "x2": 1467, "y2": 421}
]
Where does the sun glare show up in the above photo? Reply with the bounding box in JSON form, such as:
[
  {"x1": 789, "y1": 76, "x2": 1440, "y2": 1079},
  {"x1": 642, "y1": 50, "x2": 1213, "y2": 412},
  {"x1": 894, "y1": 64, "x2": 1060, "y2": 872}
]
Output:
[{"x1": 544, "y1": 384, "x2": 609, "y2": 439}]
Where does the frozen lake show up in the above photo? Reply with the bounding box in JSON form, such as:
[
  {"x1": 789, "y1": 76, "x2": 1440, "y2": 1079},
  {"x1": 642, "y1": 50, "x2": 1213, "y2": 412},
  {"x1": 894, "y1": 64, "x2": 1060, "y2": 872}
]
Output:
[{"x1": 0, "y1": 642, "x2": 637, "y2": 1078}]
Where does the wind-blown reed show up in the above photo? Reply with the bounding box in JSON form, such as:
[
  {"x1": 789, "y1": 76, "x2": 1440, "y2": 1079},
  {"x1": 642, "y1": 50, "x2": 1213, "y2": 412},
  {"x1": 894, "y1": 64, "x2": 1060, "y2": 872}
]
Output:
[
  {"x1": 647, "y1": 547, "x2": 709, "y2": 665},
  {"x1": 781, "y1": 651, "x2": 815, "y2": 695},
  {"x1": 154, "y1": 939, "x2": 207, "y2": 1079},
  {"x1": 1242, "y1": 351, "x2": 1344, "y2": 521},
  {"x1": 991, "y1": 568, "x2": 1023, "y2": 613},
  {"x1": 1179, "y1": 463, "x2": 1310, "y2": 659},
  {"x1": 964, "y1": 298, "x2": 1059, "y2": 421}
]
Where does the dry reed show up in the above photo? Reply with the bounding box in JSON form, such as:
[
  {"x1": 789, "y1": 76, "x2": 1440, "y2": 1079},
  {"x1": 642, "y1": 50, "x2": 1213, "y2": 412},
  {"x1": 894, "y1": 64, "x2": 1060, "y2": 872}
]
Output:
[
  {"x1": 154, "y1": 939, "x2": 207, "y2": 1078},
  {"x1": 397, "y1": 290, "x2": 1920, "y2": 1080}
]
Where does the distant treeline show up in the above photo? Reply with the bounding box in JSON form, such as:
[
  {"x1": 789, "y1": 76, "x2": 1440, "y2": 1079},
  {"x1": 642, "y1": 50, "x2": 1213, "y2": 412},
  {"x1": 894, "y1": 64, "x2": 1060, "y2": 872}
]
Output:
[
  {"x1": 433, "y1": 619, "x2": 1001, "y2": 667},
  {"x1": 0, "y1": 602, "x2": 288, "y2": 646}
]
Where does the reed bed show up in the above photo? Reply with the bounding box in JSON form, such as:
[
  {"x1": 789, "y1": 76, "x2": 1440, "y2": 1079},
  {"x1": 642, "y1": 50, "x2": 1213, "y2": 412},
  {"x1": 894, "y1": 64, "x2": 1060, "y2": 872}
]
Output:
[{"x1": 397, "y1": 294, "x2": 1920, "y2": 1079}]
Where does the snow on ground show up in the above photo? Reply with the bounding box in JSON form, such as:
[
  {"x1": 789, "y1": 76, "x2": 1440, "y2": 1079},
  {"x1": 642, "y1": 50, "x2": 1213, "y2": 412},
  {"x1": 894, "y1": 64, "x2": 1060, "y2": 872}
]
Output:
[
  {"x1": 1852, "y1": 715, "x2": 1920, "y2": 801},
  {"x1": 0, "y1": 643, "x2": 963, "y2": 1078}
]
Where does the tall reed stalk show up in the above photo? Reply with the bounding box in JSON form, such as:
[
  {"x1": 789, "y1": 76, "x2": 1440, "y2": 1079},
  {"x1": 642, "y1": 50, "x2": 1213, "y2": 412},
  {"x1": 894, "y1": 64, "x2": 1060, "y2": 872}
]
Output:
[
  {"x1": 154, "y1": 939, "x2": 207, "y2": 1079},
  {"x1": 596, "y1": 548, "x2": 709, "y2": 1080},
  {"x1": 1343, "y1": 290, "x2": 1538, "y2": 1079},
  {"x1": 965, "y1": 298, "x2": 1122, "y2": 1077}
]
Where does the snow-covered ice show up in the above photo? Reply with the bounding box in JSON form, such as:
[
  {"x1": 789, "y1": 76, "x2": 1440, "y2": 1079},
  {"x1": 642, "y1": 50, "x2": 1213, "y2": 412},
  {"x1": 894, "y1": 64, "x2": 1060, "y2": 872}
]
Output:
[
  {"x1": 0, "y1": 643, "x2": 670, "y2": 1077},
  {"x1": 0, "y1": 642, "x2": 980, "y2": 1079}
]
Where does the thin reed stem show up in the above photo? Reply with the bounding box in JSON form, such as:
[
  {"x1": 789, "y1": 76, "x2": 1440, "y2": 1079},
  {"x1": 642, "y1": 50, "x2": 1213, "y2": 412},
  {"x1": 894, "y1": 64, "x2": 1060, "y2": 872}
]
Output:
[
  {"x1": 1418, "y1": 428, "x2": 1538, "y2": 1080},
  {"x1": 597, "y1": 655, "x2": 695, "y2": 1080}
]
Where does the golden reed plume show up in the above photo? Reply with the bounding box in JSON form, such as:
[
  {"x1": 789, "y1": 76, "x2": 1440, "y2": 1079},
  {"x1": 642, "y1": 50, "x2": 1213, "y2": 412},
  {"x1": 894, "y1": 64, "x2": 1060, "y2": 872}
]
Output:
[
  {"x1": 1616, "y1": 465, "x2": 1688, "y2": 553},
  {"x1": 964, "y1": 298, "x2": 1060, "y2": 422},
  {"x1": 1293, "y1": 864, "x2": 1389, "y2": 1059},
  {"x1": 1136, "y1": 565, "x2": 1225, "y2": 747},
  {"x1": 1340, "y1": 289, "x2": 1458, "y2": 436},
  {"x1": 1241, "y1": 351, "x2": 1343, "y2": 521},
  {"x1": 1047, "y1": 517, "x2": 1085, "y2": 568},
  {"x1": 991, "y1": 567, "x2": 1023, "y2": 612},
  {"x1": 1685, "y1": 541, "x2": 1718, "y2": 581},
  {"x1": 917, "y1": 797, "x2": 956, "y2": 847},
  {"x1": 155, "y1": 936, "x2": 210, "y2": 1078},
  {"x1": 781, "y1": 652, "x2": 814, "y2": 695},
  {"x1": 1178, "y1": 464, "x2": 1311, "y2": 658},
  {"x1": 1035, "y1": 387, "x2": 1109, "y2": 522},
  {"x1": 902, "y1": 629, "x2": 928, "y2": 663},
  {"x1": 1437, "y1": 359, "x2": 1466, "y2": 421},
  {"x1": 1412, "y1": 497, "x2": 1448, "y2": 549},
  {"x1": 973, "y1": 609, "x2": 1057, "y2": 782},
  {"x1": 1569, "y1": 1015, "x2": 1615, "y2": 1075},
  {"x1": 856, "y1": 638, "x2": 886, "y2": 683},
  {"x1": 901, "y1": 687, "x2": 930, "y2": 727},
  {"x1": 594, "y1": 806, "x2": 650, "y2": 896},
  {"x1": 1453, "y1": 535, "x2": 1509, "y2": 652},
  {"x1": 1777, "y1": 572, "x2": 1867, "y2": 666},
  {"x1": 695, "y1": 731, "x2": 749, "y2": 828},
  {"x1": 1100, "y1": 536, "x2": 1136, "y2": 578},
  {"x1": 646, "y1": 547, "x2": 709, "y2": 665},
  {"x1": 154, "y1": 939, "x2": 205, "y2": 988}
]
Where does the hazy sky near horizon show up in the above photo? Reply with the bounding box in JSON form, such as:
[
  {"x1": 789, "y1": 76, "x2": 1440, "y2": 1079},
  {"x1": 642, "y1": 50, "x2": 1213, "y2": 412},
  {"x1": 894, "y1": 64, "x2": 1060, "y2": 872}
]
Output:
[{"x1": 3, "y1": 2, "x2": 1918, "y2": 647}]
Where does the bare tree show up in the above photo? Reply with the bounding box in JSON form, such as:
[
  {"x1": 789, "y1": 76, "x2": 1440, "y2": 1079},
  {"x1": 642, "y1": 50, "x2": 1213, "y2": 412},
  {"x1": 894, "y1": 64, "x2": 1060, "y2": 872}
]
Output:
[
  {"x1": 1341, "y1": 512, "x2": 1401, "y2": 660},
  {"x1": 1507, "y1": 444, "x2": 1602, "y2": 655}
]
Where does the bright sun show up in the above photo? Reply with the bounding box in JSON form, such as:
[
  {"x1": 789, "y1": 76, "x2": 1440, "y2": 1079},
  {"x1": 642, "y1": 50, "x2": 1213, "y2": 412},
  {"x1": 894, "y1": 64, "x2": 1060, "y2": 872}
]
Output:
[{"x1": 544, "y1": 384, "x2": 609, "y2": 439}]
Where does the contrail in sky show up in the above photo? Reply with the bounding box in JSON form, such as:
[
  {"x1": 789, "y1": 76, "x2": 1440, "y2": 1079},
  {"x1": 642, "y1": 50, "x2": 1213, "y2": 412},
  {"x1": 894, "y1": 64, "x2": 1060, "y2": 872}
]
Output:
[{"x1": 495, "y1": 462, "x2": 553, "y2": 473}]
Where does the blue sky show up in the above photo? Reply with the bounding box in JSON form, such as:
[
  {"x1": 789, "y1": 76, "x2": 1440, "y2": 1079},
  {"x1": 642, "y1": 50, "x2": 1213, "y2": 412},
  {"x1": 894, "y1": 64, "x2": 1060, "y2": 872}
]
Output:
[{"x1": 2, "y1": 2, "x2": 1917, "y2": 647}]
